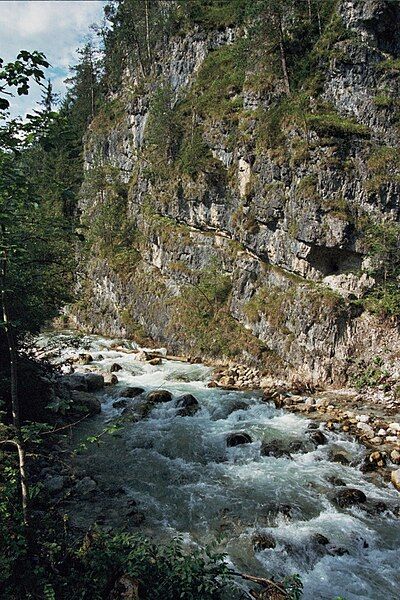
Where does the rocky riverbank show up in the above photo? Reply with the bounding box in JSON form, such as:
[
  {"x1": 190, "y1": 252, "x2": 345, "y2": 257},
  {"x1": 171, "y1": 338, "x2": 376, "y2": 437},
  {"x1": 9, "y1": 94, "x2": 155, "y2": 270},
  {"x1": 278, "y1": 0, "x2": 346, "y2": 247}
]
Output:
[{"x1": 209, "y1": 364, "x2": 400, "y2": 492}]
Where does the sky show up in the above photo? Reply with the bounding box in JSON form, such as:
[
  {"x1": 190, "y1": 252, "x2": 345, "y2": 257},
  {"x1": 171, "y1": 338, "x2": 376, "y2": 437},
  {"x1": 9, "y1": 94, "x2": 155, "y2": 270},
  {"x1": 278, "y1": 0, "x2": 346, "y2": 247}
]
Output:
[{"x1": 0, "y1": 0, "x2": 106, "y2": 117}]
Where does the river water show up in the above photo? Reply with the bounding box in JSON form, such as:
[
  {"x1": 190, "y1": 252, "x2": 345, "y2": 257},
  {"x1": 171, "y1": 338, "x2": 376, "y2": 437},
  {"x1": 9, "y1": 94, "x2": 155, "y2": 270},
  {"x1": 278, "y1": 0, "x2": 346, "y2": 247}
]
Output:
[{"x1": 39, "y1": 331, "x2": 400, "y2": 600}]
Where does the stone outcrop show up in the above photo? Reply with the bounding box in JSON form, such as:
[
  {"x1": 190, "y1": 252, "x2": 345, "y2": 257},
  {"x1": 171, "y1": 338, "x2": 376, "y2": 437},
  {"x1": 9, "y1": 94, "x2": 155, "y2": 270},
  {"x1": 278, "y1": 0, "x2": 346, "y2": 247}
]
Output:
[{"x1": 72, "y1": 0, "x2": 400, "y2": 386}]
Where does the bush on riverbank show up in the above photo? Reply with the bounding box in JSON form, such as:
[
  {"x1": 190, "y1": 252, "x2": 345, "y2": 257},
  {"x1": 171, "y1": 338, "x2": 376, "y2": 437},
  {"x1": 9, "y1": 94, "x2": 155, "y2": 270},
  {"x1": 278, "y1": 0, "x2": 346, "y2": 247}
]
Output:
[{"x1": 0, "y1": 482, "x2": 233, "y2": 599}]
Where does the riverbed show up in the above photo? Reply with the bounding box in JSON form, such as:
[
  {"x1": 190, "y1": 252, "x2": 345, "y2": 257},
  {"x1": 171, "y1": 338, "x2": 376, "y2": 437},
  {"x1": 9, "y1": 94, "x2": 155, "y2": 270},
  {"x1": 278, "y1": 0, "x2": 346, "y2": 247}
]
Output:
[{"x1": 38, "y1": 331, "x2": 400, "y2": 600}]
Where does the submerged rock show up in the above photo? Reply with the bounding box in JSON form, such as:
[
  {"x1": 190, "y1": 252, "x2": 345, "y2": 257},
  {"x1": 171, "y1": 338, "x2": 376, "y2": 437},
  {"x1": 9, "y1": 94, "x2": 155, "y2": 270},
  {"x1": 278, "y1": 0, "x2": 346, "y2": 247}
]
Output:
[
  {"x1": 332, "y1": 488, "x2": 367, "y2": 508},
  {"x1": 113, "y1": 399, "x2": 128, "y2": 409},
  {"x1": 309, "y1": 430, "x2": 327, "y2": 446},
  {"x1": 226, "y1": 432, "x2": 252, "y2": 447},
  {"x1": 329, "y1": 451, "x2": 350, "y2": 465},
  {"x1": 260, "y1": 440, "x2": 291, "y2": 458},
  {"x1": 147, "y1": 390, "x2": 173, "y2": 403},
  {"x1": 312, "y1": 533, "x2": 330, "y2": 546},
  {"x1": 252, "y1": 532, "x2": 276, "y2": 551},
  {"x1": 176, "y1": 394, "x2": 199, "y2": 416},
  {"x1": 327, "y1": 475, "x2": 346, "y2": 487}
]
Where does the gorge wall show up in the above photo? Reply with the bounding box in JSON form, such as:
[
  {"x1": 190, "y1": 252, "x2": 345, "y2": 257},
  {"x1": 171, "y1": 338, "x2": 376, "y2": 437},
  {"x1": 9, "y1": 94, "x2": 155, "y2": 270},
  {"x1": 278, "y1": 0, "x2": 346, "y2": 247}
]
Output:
[{"x1": 72, "y1": 0, "x2": 400, "y2": 385}]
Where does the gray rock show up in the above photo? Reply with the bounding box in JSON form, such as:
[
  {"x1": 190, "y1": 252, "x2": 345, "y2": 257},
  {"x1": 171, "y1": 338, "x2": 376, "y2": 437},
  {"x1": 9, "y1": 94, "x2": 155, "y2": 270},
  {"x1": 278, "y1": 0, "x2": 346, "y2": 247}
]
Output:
[
  {"x1": 261, "y1": 440, "x2": 291, "y2": 458},
  {"x1": 71, "y1": 390, "x2": 101, "y2": 415},
  {"x1": 43, "y1": 475, "x2": 65, "y2": 493},
  {"x1": 84, "y1": 373, "x2": 104, "y2": 391},
  {"x1": 74, "y1": 476, "x2": 97, "y2": 496}
]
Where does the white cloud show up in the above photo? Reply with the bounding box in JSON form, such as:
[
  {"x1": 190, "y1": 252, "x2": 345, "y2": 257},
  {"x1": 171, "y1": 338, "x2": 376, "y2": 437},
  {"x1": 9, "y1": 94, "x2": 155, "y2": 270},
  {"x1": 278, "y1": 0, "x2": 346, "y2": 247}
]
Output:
[{"x1": 0, "y1": 0, "x2": 106, "y2": 117}]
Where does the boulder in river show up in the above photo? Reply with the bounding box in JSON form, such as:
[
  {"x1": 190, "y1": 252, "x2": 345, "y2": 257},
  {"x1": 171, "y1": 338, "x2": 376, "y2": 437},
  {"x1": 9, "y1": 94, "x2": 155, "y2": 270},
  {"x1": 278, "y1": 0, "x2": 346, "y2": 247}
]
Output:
[
  {"x1": 63, "y1": 373, "x2": 88, "y2": 391},
  {"x1": 147, "y1": 390, "x2": 173, "y2": 403},
  {"x1": 43, "y1": 475, "x2": 65, "y2": 494},
  {"x1": 252, "y1": 532, "x2": 276, "y2": 551},
  {"x1": 332, "y1": 488, "x2": 367, "y2": 508},
  {"x1": 329, "y1": 450, "x2": 350, "y2": 465},
  {"x1": 124, "y1": 387, "x2": 145, "y2": 398},
  {"x1": 309, "y1": 430, "x2": 327, "y2": 446},
  {"x1": 71, "y1": 390, "x2": 101, "y2": 415},
  {"x1": 84, "y1": 373, "x2": 104, "y2": 392},
  {"x1": 261, "y1": 440, "x2": 291, "y2": 458},
  {"x1": 75, "y1": 353, "x2": 93, "y2": 365},
  {"x1": 113, "y1": 399, "x2": 128, "y2": 409},
  {"x1": 148, "y1": 357, "x2": 162, "y2": 366},
  {"x1": 226, "y1": 432, "x2": 252, "y2": 447},
  {"x1": 104, "y1": 373, "x2": 118, "y2": 385},
  {"x1": 391, "y1": 468, "x2": 400, "y2": 491},
  {"x1": 176, "y1": 394, "x2": 200, "y2": 416},
  {"x1": 74, "y1": 476, "x2": 97, "y2": 496},
  {"x1": 110, "y1": 363, "x2": 123, "y2": 372}
]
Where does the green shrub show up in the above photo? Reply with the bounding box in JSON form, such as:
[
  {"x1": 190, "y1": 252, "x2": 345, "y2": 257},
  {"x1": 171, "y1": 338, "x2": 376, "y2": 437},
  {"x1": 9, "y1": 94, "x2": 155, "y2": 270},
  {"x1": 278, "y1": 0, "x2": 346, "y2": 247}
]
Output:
[
  {"x1": 359, "y1": 220, "x2": 400, "y2": 317},
  {"x1": 191, "y1": 40, "x2": 247, "y2": 120},
  {"x1": 305, "y1": 112, "x2": 370, "y2": 138}
]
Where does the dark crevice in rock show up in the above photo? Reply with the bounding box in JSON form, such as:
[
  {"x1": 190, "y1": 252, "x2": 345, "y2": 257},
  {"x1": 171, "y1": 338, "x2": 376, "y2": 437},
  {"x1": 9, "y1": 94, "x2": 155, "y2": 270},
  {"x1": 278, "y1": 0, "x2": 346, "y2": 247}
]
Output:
[{"x1": 305, "y1": 245, "x2": 363, "y2": 277}]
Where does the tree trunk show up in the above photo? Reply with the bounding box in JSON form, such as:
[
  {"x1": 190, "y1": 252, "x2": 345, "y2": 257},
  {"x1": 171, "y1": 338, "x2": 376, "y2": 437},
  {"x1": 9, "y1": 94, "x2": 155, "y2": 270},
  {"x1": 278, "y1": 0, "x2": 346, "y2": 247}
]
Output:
[
  {"x1": 307, "y1": 0, "x2": 312, "y2": 21},
  {"x1": 144, "y1": 0, "x2": 152, "y2": 68},
  {"x1": 274, "y1": 13, "x2": 291, "y2": 96},
  {"x1": 0, "y1": 242, "x2": 29, "y2": 529}
]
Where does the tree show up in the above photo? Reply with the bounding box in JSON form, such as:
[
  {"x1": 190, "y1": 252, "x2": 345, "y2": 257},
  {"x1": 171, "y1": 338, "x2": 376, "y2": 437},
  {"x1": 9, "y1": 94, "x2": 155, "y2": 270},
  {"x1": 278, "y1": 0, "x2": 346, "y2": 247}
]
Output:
[
  {"x1": 0, "y1": 52, "x2": 75, "y2": 533},
  {"x1": 0, "y1": 53, "x2": 48, "y2": 530}
]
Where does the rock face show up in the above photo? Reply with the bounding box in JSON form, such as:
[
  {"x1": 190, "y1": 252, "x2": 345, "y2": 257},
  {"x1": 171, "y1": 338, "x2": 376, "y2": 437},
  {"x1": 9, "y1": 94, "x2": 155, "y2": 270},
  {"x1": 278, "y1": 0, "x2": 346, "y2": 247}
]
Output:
[{"x1": 72, "y1": 0, "x2": 400, "y2": 385}]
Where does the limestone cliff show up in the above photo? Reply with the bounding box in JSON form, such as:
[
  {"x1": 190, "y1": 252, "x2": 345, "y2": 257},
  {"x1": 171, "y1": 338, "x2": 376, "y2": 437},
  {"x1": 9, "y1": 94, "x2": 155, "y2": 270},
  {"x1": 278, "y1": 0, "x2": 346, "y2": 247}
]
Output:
[{"x1": 72, "y1": 0, "x2": 400, "y2": 385}]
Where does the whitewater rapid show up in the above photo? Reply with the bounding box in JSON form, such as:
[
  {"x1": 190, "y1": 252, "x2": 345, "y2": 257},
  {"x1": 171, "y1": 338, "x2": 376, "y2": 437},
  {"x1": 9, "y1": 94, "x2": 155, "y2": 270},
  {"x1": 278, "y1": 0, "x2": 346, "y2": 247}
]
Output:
[{"x1": 38, "y1": 331, "x2": 400, "y2": 600}]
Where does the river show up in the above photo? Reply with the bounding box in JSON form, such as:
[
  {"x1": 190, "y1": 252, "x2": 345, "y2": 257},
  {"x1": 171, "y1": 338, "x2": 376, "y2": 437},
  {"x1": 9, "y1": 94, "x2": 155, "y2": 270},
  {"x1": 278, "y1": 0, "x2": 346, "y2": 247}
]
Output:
[{"x1": 37, "y1": 331, "x2": 400, "y2": 600}]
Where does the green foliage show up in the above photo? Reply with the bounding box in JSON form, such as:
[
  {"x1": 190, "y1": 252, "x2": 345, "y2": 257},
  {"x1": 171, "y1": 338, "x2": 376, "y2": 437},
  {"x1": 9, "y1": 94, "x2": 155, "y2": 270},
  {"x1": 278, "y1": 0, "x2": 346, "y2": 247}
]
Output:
[
  {"x1": 0, "y1": 51, "x2": 49, "y2": 111},
  {"x1": 305, "y1": 111, "x2": 370, "y2": 138},
  {"x1": 190, "y1": 40, "x2": 247, "y2": 120},
  {"x1": 360, "y1": 220, "x2": 400, "y2": 317},
  {"x1": 179, "y1": 130, "x2": 216, "y2": 177},
  {"x1": 172, "y1": 261, "x2": 262, "y2": 358},
  {"x1": 82, "y1": 165, "x2": 140, "y2": 274},
  {"x1": 103, "y1": 0, "x2": 173, "y2": 89},
  {"x1": 145, "y1": 84, "x2": 181, "y2": 165},
  {"x1": 351, "y1": 356, "x2": 389, "y2": 390},
  {"x1": 378, "y1": 58, "x2": 400, "y2": 72},
  {"x1": 0, "y1": 466, "x2": 234, "y2": 600},
  {"x1": 179, "y1": 0, "x2": 248, "y2": 28}
]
